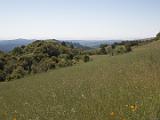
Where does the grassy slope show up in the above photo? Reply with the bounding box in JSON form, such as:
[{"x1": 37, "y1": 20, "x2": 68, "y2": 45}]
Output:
[{"x1": 0, "y1": 41, "x2": 160, "y2": 120}]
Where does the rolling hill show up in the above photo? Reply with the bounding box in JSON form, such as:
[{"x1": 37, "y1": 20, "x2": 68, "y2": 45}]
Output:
[{"x1": 0, "y1": 40, "x2": 160, "y2": 120}]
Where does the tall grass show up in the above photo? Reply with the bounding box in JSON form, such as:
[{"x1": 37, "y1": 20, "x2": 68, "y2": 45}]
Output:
[{"x1": 0, "y1": 41, "x2": 160, "y2": 120}]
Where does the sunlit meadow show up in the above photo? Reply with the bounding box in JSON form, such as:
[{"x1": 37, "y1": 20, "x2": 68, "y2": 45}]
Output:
[{"x1": 0, "y1": 40, "x2": 160, "y2": 120}]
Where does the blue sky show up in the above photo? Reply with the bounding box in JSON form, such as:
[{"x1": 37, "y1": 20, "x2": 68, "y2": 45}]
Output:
[{"x1": 0, "y1": 0, "x2": 160, "y2": 40}]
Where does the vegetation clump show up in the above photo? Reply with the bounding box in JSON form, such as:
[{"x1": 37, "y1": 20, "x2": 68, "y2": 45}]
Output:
[
  {"x1": 85, "y1": 34, "x2": 160, "y2": 56},
  {"x1": 0, "y1": 40, "x2": 90, "y2": 81}
]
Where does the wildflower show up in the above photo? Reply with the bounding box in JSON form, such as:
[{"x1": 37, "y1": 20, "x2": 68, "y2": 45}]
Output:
[
  {"x1": 132, "y1": 109, "x2": 136, "y2": 112},
  {"x1": 13, "y1": 117, "x2": 16, "y2": 120},
  {"x1": 71, "y1": 108, "x2": 76, "y2": 113},
  {"x1": 125, "y1": 105, "x2": 129, "y2": 107},
  {"x1": 130, "y1": 105, "x2": 134, "y2": 109},
  {"x1": 81, "y1": 94, "x2": 86, "y2": 99},
  {"x1": 134, "y1": 105, "x2": 138, "y2": 110},
  {"x1": 130, "y1": 105, "x2": 138, "y2": 112},
  {"x1": 110, "y1": 112, "x2": 115, "y2": 116}
]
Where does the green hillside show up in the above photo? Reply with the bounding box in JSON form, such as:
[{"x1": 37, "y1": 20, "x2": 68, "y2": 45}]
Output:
[
  {"x1": 0, "y1": 40, "x2": 160, "y2": 120},
  {"x1": 0, "y1": 40, "x2": 90, "y2": 81}
]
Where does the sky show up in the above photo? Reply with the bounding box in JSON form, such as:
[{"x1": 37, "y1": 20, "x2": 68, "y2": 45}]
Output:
[{"x1": 0, "y1": 0, "x2": 160, "y2": 40}]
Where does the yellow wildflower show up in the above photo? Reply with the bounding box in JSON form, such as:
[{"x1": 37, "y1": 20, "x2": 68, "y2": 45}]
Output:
[
  {"x1": 125, "y1": 105, "x2": 129, "y2": 107},
  {"x1": 110, "y1": 112, "x2": 115, "y2": 116},
  {"x1": 130, "y1": 105, "x2": 134, "y2": 109},
  {"x1": 13, "y1": 117, "x2": 16, "y2": 120},
  {"x1": 130, "y1": 105, "x2": 138, "y2": 112}
]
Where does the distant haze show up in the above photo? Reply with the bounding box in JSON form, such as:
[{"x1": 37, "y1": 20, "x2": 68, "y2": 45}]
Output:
[{"x1": 0, "y1": 0, "x2": 160, "y2": 40}]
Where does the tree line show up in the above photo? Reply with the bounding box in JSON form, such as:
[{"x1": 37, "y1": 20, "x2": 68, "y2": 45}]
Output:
[{"x1": 85, "y1": 32, "x2": 160, "y2": 55}]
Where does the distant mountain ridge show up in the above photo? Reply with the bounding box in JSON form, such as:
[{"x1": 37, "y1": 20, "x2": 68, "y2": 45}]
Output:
[
  {"x1": 1, "y1": 38, "x2": 151, "y2": 52},
  {"x1": 0, "y1": 39, "x2": 122, "y2": 52},
  {"x1": 0, "y1": 39, "x2": 34, "y2": 52}
]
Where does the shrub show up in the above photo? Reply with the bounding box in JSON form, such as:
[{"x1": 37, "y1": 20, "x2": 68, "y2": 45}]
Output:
[
  {"x1": 73, "y1": 55, "x2": 81, "y2": 62},
  {"x1": 31, "y1": 63, "x2": 39, "y2": 74},
  {"x1": 72, "y1": 59, "x2": 77, "y2": 64},
  {"x1": 51, "y1": 56, "x2": 58, "y2": 63},
  {"x1": 12, "y1": 47, "x2": 24, "y2": 56},
  {"x1": 10, "y1": 66, "x2": 25, "y2": 80},
  {"x1": 58, "y1": 59, "x2": 72, "y2": 67},
  {"x1": 0, "y1": 70, "x2": 6, "y2": 81},
  {"x1": 18, "y1": 55, "x2": 33, "y2": 73},
  {"x1": 99, "y1": 47, "x2": 107, "y2": 54},
  {"x1": 38, "y1": 58, "x2": 56, "y2": 72},
  {"x1": 61, "y1": 41, "x2": 66, "y2": 46},
  {"x1": 156, "y1": 32, "x2": 160, "y2": 40},
  {"x1": 58, "y1": 54, "x2": 70, "y2": 60},
  {"x1": 32, "y1": 53, "x2": 47, "y2": 63},
  {"x1": 0, "y1": 39, "x2": 92, "y2": 81},
  {"x1": 58, "y1": 54, "x2": 73, "y2": 60},
  {"x1": 125, "y1": 44, "x2": 132, "y2": 52},
  {"x1": 0, "y1": 59, "x2": 4, "y2": 70},
  {"x1": 83, "y1": 55, "x2": 90, "y2": 62},
  {"x1": 105, "y1": 46, "x2": 113, "y2": 55},
  {"x1": 114, "y1": 46, "x2": 126, "y2": 55}
]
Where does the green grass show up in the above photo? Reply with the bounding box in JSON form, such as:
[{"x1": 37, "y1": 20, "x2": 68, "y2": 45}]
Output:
[{"x1": 1, "y1": 41, "x2": 160, "y2": 120}]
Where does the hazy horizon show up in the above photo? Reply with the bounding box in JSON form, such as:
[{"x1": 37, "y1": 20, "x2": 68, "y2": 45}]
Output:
[{"x1": 0, "y1": 0, "x2": 160, "y2": 40}]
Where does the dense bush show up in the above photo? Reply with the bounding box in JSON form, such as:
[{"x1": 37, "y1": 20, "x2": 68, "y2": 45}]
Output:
[
  {"x1": 156, "y1": 32, "x2": 160, "y2": 40},
  {"x1": 96, "y1": 37, "x2": 160, "y2": 56},
  {"x1": 83, "y1": 55, "x2": 90, "y2": 62},
  {"x1": 0, "y1": 40, "x2": 90, "y2": 81},
  {"x1": 125, "y1": 44, "x2": 132, "y2": 52},
  {"x1": 0, "y1": 59, "x2": 4, "y2": 70},
  {"x1": 39, "y1": 58, "x2": 56, "y2": 72},
  {"x1": 9, "y1": 66, "x2": 26, "y2": 80},
  {"x1": 92, "y1": 39, "x2": 138, "y2": 56},
  {"x1": 99, "y1": 47, "x2": 107, "y2": 54},
  {"x1": 12, "y1": 47, "x2": 24, "y2": 56},
  {"x1": 58, "y1": 59, "x2": 72, "y2": 67},
  {"x1": 114, "y1": 46, "x2": 126, "y2": 54},
  {"x1": 0, "y1": 70, "x2": 6, "y2": 81}
]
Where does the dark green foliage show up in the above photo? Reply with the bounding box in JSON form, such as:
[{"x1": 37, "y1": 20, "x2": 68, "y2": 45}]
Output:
[
  {"x1": 9, "y1": 66, "x2": 26, "y2": 80},
  {"x1": 100, "y1": 44, "x2": 108, "y2": 48},
  {"x1": 156, "y1": 32, "x2": 160, "y2": 40},
  {"x1": 84, "y1": 35, "x2": 159, "y2": 56},
  {"x1": 99, "y1": 47, "x2": 106, "y2": 54},
  {"x1": 37, "y1": 58, "x2": 56, "y2": 72},
  {"x1": 99, "y1": 45, "x2": 107, "y2": 54},
  {"x1": 61, "y1": 41, "x2": 66, "y2": 46},
  {"x1": 0, "y1": 40, "x2": 90, "y2": 81},
  {"x1": 95, "y1": 39, "x2": 143, "y2": 56},
  {"x1": 83, "y1": 55, "x2": 90, "y2": 62},
  {"x1": 12, "y1": 47, "x2": 24, "y2": 56},
  {"x1": 0, "y1": 70, "x2": 6, "y2": 81},
  {"x1": 114, "y1": 46, "x2": 126, "y2": 54},
  {"x1": 42, "y1": 44, "x2": 60, "y2": 57},
  {"x1": 51, "y1": 56, "x2": 58, "y2": 63},
  {"x1": 58, "y1": 59, "x2": 72, "y2": 67},
  {"x1": 125, "y1": 44, "x2": 132, "y2": 52},
  {"x1": 58, "y1": 54, "x2": 73, "y2": 60},
  {"x1": 73, "y1": 55, "x2": 81, "y2": 62},
  {"x1": 0, "y1": 59, "x2": 4, "y2": 70},
  {"x1": 18, "y1": 55, "x2": 33, "y2": 73}
]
